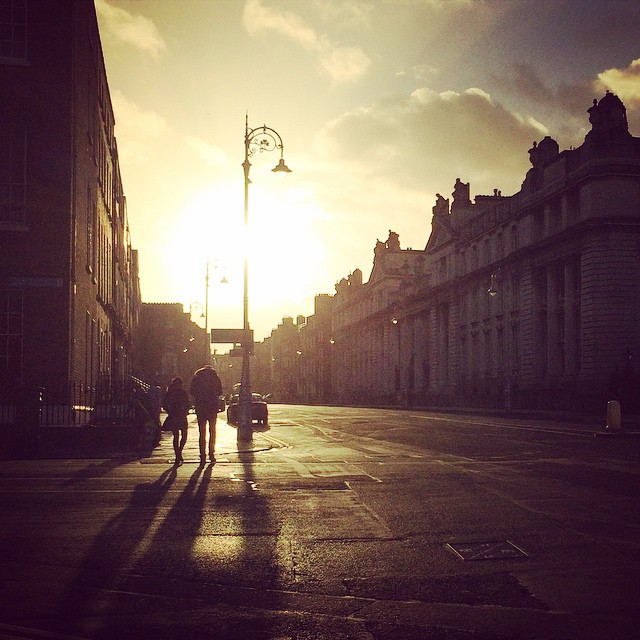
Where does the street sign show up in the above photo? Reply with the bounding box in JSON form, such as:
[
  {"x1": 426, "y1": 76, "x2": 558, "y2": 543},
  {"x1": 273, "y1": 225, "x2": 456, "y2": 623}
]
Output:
[{"x1": 211, "y1": 328, "x2": 253, "y2": 344}]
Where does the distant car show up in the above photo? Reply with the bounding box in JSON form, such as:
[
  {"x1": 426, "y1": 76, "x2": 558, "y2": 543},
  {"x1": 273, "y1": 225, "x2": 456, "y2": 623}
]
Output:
[
  {"x1": 226, "y1": 392, "x2": 268, "y2": 425},
  {"x1": 190, "y1": 396, "x2": 225, "y2": 413}
]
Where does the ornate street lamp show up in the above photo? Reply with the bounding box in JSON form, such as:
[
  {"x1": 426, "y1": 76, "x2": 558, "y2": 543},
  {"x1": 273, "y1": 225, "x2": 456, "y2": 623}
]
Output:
[
  {"x1": 488, "y1": 268, "x2": 503, "y2": 297},
  {"x1": 188, "y1": 299, "x2": 209, "y2": 365},
  {"x1": 488, "y1": 272, "x2": 498, "y2": 297},
  {"x1": 239, "y1": 115, "x2": 291, "y2": 442},
  {"x1": 204, "y1": 259, "x2": 229, "y2": 367}
]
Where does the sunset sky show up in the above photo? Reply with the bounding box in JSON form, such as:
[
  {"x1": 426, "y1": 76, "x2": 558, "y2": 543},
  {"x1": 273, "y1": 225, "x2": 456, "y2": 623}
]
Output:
[{"x1": 95, "y1": 0, "x2": 640, "y2": 342}]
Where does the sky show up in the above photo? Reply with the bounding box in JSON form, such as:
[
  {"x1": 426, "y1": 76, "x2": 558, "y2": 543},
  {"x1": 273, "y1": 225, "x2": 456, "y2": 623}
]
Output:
[{"x1": 95, "y1": 0, "x2": 640, "y2": 342}]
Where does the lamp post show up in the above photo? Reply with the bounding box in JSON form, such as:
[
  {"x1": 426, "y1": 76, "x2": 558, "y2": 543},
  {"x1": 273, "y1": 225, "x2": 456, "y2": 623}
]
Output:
[
  {"x1": 204, "y1": 258, "x2": 228, "y2": 367},
  {"x1": 188, "y1": 301, "x2": 208, "y2": 365},
  {"x1": 204, "y1": 260, "x2": 210, "y2": 364},
  {"x1": 239, "y1": 114, "x2": 291, "y2": 442}
]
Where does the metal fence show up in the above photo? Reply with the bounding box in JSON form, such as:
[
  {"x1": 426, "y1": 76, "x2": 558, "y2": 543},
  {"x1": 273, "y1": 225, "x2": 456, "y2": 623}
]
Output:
[{"x1": 0, "y1": 378, "x2": 139, "y2": 427}]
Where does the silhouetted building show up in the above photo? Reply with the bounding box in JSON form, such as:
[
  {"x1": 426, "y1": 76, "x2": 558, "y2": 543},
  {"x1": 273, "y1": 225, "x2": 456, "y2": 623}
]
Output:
[
  {"x1": 0, "y1": 1, "x2": 140, "y2": 393},
  {"x1": 331, "y1": 234, "x2": 425, "y2": 405},
  {"x1": 297, "y1": 295, "x2": 335, "y2": 404},
  {"x1": 133, "y1": 303, "x2": 208, "y2": 390},
  {"x1": 264, "y1": 316, "x2": 301, "y2": 403}
]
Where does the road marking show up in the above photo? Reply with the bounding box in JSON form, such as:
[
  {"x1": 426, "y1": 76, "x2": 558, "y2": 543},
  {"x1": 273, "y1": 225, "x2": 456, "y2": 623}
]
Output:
[
  {"x1": 282, "y1": 456, "x2": 316, "y2": 478},
  {"x1": 410, "y1": 414, "x2": 595, "y2": 438},
  {"x1": 347, "y1": 466, "x2": 383, "y2": 483},
  {"x1": 446, "y1": 539, "x2": 528, "y2": 561},
  {"x1": 260, "y1": 433, "x2": 291, "y2": 449},
  {"x1": 0, "y1": 623, "x2": 90, "y2": 640}
]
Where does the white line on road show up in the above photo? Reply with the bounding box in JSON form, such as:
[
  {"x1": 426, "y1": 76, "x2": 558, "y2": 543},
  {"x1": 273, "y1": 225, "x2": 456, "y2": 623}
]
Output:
[{"x1": 409, "y1": 414, "x2": 595, "y2": 438}]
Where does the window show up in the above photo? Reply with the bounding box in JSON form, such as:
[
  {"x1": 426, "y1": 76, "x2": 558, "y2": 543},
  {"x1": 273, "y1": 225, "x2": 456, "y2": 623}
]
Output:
[
  {"x1": 0, "y1": 124, "x2": 26, "y2": 225},
  {"x1": 511, "y1": 322, "x2": 519, "y2": 370},
  {"x1": 483, "y1": 238, "x2": 491, "y2": 264},
  {"x1": 0, "y1": 0, "x2": 27, "y2": 60},
  {"x1": 534, "y1": 209, "x2": 545, "y2": 239},
  {"x1": 510, "y1": 273, "x2": 519, "y2": 312},
  {"x1": 86, "y1": 184, "x2": 96, "y2": 274},
  {"x1": 439, "y1": 256, "x2": 447, "y2": 281},
  {"x1": 0, "y1": 289, "x2": 23, "y2": 383}
]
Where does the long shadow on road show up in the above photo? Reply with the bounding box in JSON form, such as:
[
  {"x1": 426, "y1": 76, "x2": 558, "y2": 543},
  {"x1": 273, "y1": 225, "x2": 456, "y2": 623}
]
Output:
[
  {"x1": 56, "y1": 466, "x2": 178, "y2": 635},
  {"x1": 66, "y1": 446, "x2": 283, "y2": 639}
]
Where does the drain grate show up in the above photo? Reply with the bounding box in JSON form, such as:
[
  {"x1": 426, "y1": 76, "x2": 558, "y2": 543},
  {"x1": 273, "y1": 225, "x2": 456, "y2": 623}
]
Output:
[{"x1": 446, "y1": 540, "x2": 528, "y2": 561}]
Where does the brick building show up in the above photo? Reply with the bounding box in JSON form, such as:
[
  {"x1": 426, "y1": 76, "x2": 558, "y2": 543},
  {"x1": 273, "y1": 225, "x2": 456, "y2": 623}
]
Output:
[{"x1": 0, "y1": 1, "x2": 140, "y2": 395}]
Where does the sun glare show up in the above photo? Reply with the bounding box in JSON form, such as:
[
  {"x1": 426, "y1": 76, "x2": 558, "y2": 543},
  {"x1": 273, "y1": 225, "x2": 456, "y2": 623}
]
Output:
[{"x1": 161, "y1": 182, "x2": 326, "y2": 337}]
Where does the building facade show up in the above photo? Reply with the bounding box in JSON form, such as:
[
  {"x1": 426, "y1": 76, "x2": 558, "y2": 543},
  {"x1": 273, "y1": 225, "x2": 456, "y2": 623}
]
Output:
[
  {"x1": 261, "y1": 92, "x2": 640, "y2": 413},
  {"x1": 133, "y1": 303, "x2": 208, "y2": 390},
  {"x1": 0, "y1": 1, "x2": 140, "y2": 395}
]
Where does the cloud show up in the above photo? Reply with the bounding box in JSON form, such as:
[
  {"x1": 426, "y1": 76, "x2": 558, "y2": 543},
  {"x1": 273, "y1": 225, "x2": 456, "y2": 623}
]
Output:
[
  {"x1": 184, "y1": 137, "x2": 228, "y2": 168},
  {"x1": 396, "y1": 64, "x2": 439, "y2": 82},
  {"x1": 111, "y1": 91, "x2": 169, "y2": 163},
  {"x1": 293, "y1": 85, "x2": 553, "y2": 283},
  {"x1": 95, "y1": 0, "x2": 166, "y2": 57},
  {"x1": 315, "y1": 86, "x2": 544, "y2": 196},
  {"x1": 597, "y1": 58, "x2": 640, "y2": 103},
  {"x1": 505, "y1": 64, "x2": 597, "y2": 115},
  {"x1": 318, "y1": 45, "x2": 371, "y2": 85},
  {"x1": 243, "y1": 0, "x2": 371, "y2": 85},
  {"x1": 313, "y1": 0, "x2": 375, "y2": 28},
  {"x1": 496, "y1": 60, "x2": 640, "y2": 143},
  {"x1": 492, "y1": 63, "x2": 604, "y2": 146}
]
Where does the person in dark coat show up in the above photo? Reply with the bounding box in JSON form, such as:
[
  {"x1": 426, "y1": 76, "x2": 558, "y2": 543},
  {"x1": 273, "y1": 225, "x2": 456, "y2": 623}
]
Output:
[
  {"x1": 162, "y1": 377, "x2": 190, "y2": 466},
  {"x1": 190, "y1": 365, "x2": 223, "y2": 465}
]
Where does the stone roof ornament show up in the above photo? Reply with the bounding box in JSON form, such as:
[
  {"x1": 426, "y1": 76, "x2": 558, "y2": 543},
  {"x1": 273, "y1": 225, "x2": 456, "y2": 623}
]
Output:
[
  {"x1": 528, "y1": 140, "x2": 541, "y2": 168},
  {"x1": 432, "y1": 194, "x2": 449, "y2": 217},
  {"x1": 452, "y1": 178, "x2": 470, "y2": 206},
  {"x1": 586, "y1": 91, "x2": 630, "y2": 143},
  {"x1": 529, "y1": 136, "x2": 559, "y2": 168},
  {"x1": 386, "y1": 230, "x2": 400, "y2": 252}
]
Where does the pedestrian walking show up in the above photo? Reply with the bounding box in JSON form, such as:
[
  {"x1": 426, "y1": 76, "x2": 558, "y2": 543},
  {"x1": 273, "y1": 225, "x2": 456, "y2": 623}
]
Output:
[
  {"x1": 162, "y1": 377, "x2": 190, "y2": 466},
  {"x1": 190, "y1": 365, "x2": 223, "y2": 465}
]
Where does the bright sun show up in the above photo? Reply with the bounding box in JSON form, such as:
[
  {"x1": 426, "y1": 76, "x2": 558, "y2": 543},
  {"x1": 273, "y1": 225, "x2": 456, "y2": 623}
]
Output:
[{"x1": 160, "y1": 181, "x2": 327, "y2": 338}]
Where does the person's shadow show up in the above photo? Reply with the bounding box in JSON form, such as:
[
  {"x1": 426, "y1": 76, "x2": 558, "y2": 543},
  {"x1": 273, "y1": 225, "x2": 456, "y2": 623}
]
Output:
[
  {"x1": 57, "y1": 419, "x2": 282, "y2": 637},
  {"x1": 55, "y1": 466, "x2": 178, "y2": 633}
]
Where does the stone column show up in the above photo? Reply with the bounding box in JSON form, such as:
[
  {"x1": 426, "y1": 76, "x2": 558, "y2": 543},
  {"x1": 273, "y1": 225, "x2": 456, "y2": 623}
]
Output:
[
  {"x1": 547, "y1": 267, "x2": 562, "y2": 376},
  {"x1": 564, "y1": 260, "x2": 579, "y2": 377}
]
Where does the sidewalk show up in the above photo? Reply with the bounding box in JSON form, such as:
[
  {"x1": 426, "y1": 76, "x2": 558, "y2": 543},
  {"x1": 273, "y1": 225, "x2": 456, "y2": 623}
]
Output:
[
  {"x1": 5, "y1": 404, "x2": 638, "y2": 461},
  {"x1": 3, "y1": 413, "x2": 278, "y2": 461},
  {"x1": 144, "y1": 414, "x2": 278, "y2": 465}
]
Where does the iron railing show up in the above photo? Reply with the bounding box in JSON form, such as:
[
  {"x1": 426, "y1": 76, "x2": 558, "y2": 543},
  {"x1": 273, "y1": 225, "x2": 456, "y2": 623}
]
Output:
[{"x1": 0, "y1": 377, "x2": 141, "y2": 427}]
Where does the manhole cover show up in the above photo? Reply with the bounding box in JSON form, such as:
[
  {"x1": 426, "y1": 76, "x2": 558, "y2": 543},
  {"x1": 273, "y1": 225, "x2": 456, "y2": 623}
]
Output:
[{"x1": 446, "y1": 540, "x2": 528, "y2": 561}]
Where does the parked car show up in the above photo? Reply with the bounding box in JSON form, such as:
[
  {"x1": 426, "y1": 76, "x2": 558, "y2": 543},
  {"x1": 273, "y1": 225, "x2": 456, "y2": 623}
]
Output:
[
  {"x1": 226, "y1": 392, "x2": 268, "y2": 425},
  {"x1": 190, "y1": 395, "x2": 225, "y2": 414}
]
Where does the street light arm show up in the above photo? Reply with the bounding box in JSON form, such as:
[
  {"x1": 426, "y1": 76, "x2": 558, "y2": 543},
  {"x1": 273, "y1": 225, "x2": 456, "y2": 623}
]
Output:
[
  {"x1": 245, "y1": 116, "x2": 292, "y2": 173},
  {"x1": 245, "y1": 124, "x2": 287, "y2": 159}
]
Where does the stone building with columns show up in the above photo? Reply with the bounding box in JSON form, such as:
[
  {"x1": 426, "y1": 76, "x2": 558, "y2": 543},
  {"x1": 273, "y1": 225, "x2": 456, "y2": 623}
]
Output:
[{"x1": 323, "y1": 92, "x2": 640, "y2": 412}]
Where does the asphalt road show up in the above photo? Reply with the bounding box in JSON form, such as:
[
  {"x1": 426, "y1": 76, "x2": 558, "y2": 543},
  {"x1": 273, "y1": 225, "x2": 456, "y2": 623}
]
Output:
[{"x1": 1, "y1": 405, "x2": 639, "y2": 639}]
